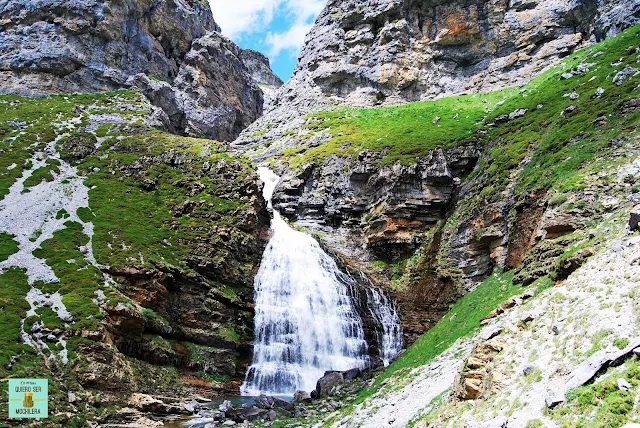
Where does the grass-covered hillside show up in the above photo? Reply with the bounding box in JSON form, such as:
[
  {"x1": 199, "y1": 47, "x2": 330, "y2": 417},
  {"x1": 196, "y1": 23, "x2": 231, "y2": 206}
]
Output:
[{"x1": 0, "y1": 91, "x2": 267, "y2": 425}]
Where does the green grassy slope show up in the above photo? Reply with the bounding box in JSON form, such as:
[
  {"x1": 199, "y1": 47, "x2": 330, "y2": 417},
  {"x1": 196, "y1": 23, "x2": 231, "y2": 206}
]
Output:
[{"x1": 0, "y1": 91, "x2": 262, "y2": 423}]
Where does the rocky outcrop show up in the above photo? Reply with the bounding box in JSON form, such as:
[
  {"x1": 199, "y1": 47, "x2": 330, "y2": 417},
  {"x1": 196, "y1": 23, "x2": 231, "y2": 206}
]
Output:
[
  {"x1": 0, "y1": 0, "x2": 266, "y2": 141},
  {"x1": 129, "y1": 33, "x2": 263, "y2": 142},
  {"x1": 273, "y1": 147, "x2": 479, "y2": 258},
  {"x1": 239, "y1": 49, "x2": 283, "y2": 109},
  {"x1": 275, "y1": 0, "x2": 640, "y2": 108},
  {"x1": 454, "y1": 338, "x2": 504, "y2": 400},
  {"x1": 241, "y1": 50, "x2": 283, "y2": 88}
]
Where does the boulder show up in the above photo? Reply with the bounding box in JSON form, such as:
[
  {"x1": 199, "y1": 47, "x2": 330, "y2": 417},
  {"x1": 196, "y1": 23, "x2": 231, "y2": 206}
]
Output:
[
  {"x1": 566, "y1": 338, "x2": 640, "y2": 390},
  {"x1": 342, "y1": 368, "x2": 361, "y2": 381},
  {"x1": 293, "y1": 390, "x2": 312, "y2": 403},
  {"x1": 60, "y1": 133, "x2": 97, "y2": 161},
  {"x1": 630, "y1": 206, "x2": 640, "y2": 231},
  {"x1": 554, "y1": 248, "x2": 594, "y2": 280},
  {"x1": 219, "y1": 400, "x2": 233, "y2": 413},
  {"x1": 315, "y1": 372, "x2": 345, "y2": 398},
  {"x1": 126, "y1": 394, "x2": 190, "y2": 415},
  {"x1": 480, "y1": 325, "x2": 503, "y2": 341},
  {"x1": 617, "y1": 378, "x2": 632, "y2": 391},
  {"x1": 545, "y1": 389, "x2": 565, "y2": 408},
  {"x1": 254, "y1": 395, "x2": 295, "y2": 418}
]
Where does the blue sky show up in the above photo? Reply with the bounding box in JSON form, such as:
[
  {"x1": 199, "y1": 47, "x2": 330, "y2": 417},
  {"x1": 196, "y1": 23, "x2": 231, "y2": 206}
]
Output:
[{"x1": 208, "y1": 0, "x2": 326, "y2": 82}]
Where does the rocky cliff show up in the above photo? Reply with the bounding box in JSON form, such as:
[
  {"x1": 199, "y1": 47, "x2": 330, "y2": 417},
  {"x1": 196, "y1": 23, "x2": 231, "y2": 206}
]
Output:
[
  {"x1": 234, "y1": 0, "x2": 639, "y2": 156},
  {"x1": 0, "y1": 0, "x2": 267, "y2": 141},
  {"x1": 279, "y1": 0, "x2": 640, "y2": 107},
  {"x1": 241, "y1": 50, "x2": 284, "y2": 88}
]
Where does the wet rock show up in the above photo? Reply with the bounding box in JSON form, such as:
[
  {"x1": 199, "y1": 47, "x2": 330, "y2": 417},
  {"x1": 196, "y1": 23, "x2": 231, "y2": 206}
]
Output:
[
  {"x1": 342, "y1": 368, "x2": 361, "y2": 381},
  {"x1": 315, "y1": 371, "x2": 345, "y2": 398},
  {"x1": 219, "y1": 400, "x2": 233, "y2": 413}
]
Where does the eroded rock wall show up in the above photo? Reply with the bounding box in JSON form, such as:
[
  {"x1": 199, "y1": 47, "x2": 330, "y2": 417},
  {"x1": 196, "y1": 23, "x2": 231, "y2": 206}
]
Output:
[
  {"x1": 0, "y1": 0, "x2": 265, "y2": 141},
  {"x1": 277, "y1": 0, "x2": 640, "y2": 107}
]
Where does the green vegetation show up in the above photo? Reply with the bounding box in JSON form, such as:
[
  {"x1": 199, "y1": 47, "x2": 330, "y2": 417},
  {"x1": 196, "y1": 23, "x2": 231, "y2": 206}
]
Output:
[
  {"x1": 281, "y1": 24, "x2": 640, "y2": 206},
  {"x1": 0, "y1": 232, "x2": 19, "y2": 262},
  {"x1": 349, "y1": 271, "x2": 520, "y2": 406},
  {"x1": 0, "y1": 91, "x2": 142, "y2": 199},
  {"x1": 285, "y1": 88, "x2": 514, "y2": 168},
  {"x1": 613, "y1": 337, "x2": 630, "y2": 350},
  {"x1": 218, "y1": 326, "x2": 241, "y2": 343},
  {"x1": 0, "y1": 89, "x2": 259, "y2": 413},
  {"x1": 0, "y1": 268, "x2": 32, "y2": 366},
  {"x1": 23, "y1": 159, "x2": 61, "y2": 189},
  {"x1": 32, "y1": 221, "x2": 104, "y2": 331},
  {"x1": 466, "y1": 24, "x2": 640, "y2": 200},
  {"x1": 551, "y1": 358, "x2": 639, "y2": 427},
  {"x1": 80, "y1": 128, "x2": 251, "y2": 271}
]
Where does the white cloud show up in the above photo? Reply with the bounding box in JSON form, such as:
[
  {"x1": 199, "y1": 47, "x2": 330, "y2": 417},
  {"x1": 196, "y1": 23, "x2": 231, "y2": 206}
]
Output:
[
  {"x1": 208, "y1": 0, "x2": 280, "y2": 39},
  {"x1": 265, "y1": 21, "x2": 314, "y2": 58},
  {"x1": 208, "y1": 0, "x2": 325, "y2": 57}
]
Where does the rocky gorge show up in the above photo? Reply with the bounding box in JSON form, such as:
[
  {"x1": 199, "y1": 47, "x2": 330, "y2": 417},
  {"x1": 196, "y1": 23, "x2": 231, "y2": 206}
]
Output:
[{"x1": 0, "y1": 0, "x2": 639, "y2": 427}]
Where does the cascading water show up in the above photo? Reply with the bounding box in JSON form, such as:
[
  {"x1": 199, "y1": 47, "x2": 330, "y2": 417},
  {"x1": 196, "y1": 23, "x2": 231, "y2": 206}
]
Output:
[
  {"x1": 364, "y1": 284, "x2": 403, "y2": 366},
  {"x1": 242, "y1": 167, "x2": 402, "y2": 396}
]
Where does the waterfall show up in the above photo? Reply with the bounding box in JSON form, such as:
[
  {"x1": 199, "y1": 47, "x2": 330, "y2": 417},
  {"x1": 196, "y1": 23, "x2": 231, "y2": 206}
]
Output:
[
  {"x1": 241, "y1": 167, "x2": 402, "y2": 396},
  {"x1": 365, "y1": 285, "x2": 404, "y2": 367}
]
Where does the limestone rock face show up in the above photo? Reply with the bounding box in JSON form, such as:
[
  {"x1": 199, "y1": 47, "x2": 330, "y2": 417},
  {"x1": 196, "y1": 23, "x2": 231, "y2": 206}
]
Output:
[
  {"x1": 241, "y1": 50, "x2": 284, "y2": 88},
  {"x1": 274, "y1": 0, "x2": 640, "y2": 108},
  {"x1": 0, "y1": 0, "x2": 265, "y2": 141},
  {"x1": 0, "y1": 0, "x2": 216, "y2": 93},
  {"x1": 272, "y1": 147, "x2": 479, "y2": 258}
]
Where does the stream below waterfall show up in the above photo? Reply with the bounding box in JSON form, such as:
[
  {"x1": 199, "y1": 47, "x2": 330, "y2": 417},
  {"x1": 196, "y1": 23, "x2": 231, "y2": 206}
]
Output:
[{"x1": 241, "y1": 168, "x2": 403, "y2": 396}]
